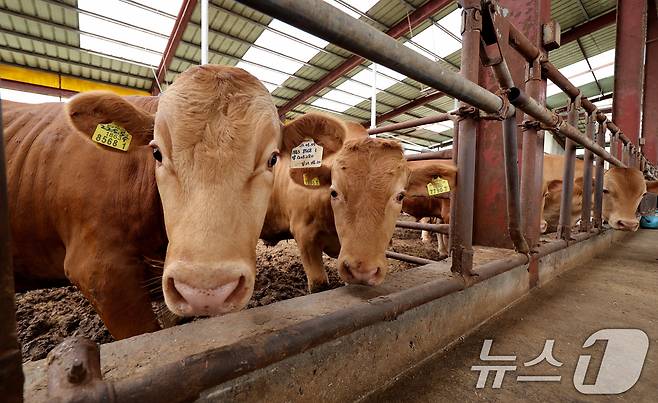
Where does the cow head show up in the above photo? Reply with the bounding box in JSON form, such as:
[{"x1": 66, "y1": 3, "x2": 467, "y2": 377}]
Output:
[
  {"x1": 284, "y1": 114, "x2": 409, "y2": 286},
  {"x1": 603, "y1": 167, "x2": 647, "y2": 231},
  {"x1": 67, "y1": 65, "x2": 281, "y2": 317},
  {"x1": 540, "y1": 178, "x2": 585, "y2": 233}
]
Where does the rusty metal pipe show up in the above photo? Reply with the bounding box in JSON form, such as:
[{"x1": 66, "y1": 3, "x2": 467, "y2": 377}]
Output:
[
  {"x1": 508, "y1": 87, "x2": 625, "y2": 167},
  {"x1": 0, "y1": 99, "x2": 24, "y2": 402},
  {"x1": 593, "y1": 122, "x2": 606, "y2": 228},
  {"x1": 520, "y1": 60, "x2": 545, "y2": 250},
  {"x1": 235, "y1": 0, "x2": 507, "y2": 115},
  {"x1": 396, "y1": 220, "x2": 450, "y2": 234},
  {"x1": 450, "y1": 1, "x2": 481, "y2": 276},
  {"x1": 502, "y1": 115, "x2": 529, "y2": 253},
  {"x1": 580, "y1": 115, "x2": 594, "y2": 232},
  {"x1": 405, "y1": 150, "x2": 453, "y2": 161},
  {"x1": 385, "y1": 251, "x2": 443, "y2": 265},
  {"x1": 557, "y1": 102, "x2": 578, "y2": 239},
  {"x1": 368, "y1": 114, "x2": 453, "y2": 135}
]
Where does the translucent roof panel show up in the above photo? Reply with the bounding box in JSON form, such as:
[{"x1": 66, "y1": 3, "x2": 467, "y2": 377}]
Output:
[
  {"x1": 438, "y1": 9, "x2": 463, "y2": 38},
  {"x1": 547, "y1": 49, "x2": 616, "y2": 97},
  {"x1": 422, "y1": 120, "x2": 453, "y2": 134},
  {"x1": 324, "y1": 0, "x2": 380, "y2": 18},
  {"x1": 0, "y1": 88, "x2": 67, "y2": 103},
  {"x1": 311, "y1": 97, "x2": 353, "y2": 112},
  {"x1": 404, "y1": 24, "x2": 461, "y2": 60},
  {"x1": 77, "y1": 0, "x2": 181, "y2": 67},
  {"x1": 238, "y1": 20, "x2": 329, "y2": 92}
]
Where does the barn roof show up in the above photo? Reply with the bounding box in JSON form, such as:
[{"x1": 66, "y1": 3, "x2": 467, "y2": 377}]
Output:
[{"x1": 0, "y1": 0, "x2": 628, "y2": 151}]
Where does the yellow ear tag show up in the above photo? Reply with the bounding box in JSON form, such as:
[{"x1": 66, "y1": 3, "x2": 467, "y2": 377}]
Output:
[
  {"x1": 303, "y1": 173, "x2": 321, "y2": 187},
  {"x1": 291, "y1": 138, "x2": 323, "y2": 169},
  {"x1": 427, "y1": 177, "x2": 450, "y2": 196},
  {"x1": 92, "y1": 122, "x2": 132, "y2": 151}
]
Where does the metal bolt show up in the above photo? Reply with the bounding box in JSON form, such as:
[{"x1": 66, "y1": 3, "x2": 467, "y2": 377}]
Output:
[{"x1": 67, "y1": 359, "x2": 87, "y2": 384}]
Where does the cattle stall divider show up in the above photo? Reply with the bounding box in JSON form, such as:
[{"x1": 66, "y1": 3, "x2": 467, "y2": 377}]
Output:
[{"x1": 3, "y1": 0, "x2": 658, "y2": 401}]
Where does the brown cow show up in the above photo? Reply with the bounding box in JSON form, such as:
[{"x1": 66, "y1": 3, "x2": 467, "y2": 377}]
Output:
[
  {"x1": 261, "y1": 114, "x2": 411, "y2": 291},
  {"x1": 541, "y1": 154, "x2": 656, "y2": 232},
  {"x1": 401, "y1": 160, "x2": 457, "y2": 257},
  {"x1": 4, "y1": 65, "x2": 325, "y2": 338}
]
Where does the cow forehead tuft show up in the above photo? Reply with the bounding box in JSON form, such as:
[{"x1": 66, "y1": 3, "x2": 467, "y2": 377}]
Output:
[{"x1": 606, "y1": 167, "x2": 646, "y2": 192}]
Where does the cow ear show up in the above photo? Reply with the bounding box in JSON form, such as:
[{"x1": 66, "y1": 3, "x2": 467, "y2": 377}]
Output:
[
  {"x1": 289, "y1": 166, "x2": 332, "y2": 189},
  {"x1": 547, "y1": 179, "x2": 563, "y2": 194},
  {"x1": 67, "y1": 91, "x2": 154, "y2": 151},
  {"x1": 282, "y1": 113, "x2": 345, "y2": 157},
  {"x1": 407, "y1": 161, "x2": 457, "y2": 194},
  {"x1": 646, "y1": 180, "x2": 658, "y2": 194}
]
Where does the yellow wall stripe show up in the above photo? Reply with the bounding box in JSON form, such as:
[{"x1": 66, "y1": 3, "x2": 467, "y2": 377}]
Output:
[{"x1": 0, "y1": 64, "x2": 150, "y2": 97}]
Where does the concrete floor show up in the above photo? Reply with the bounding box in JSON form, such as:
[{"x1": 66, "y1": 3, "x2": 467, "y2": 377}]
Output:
[{"x1": 365, "y1": 229, "x2": 658, "y2": 403}]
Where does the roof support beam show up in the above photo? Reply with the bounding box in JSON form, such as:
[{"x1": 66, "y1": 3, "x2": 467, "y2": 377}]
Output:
[
  {"x1": 275, "y1": 0, "x2": 454, "y2": 117},
  {"x1": 561, "y1": 9, "x2": 616, "y2": 44},
  {"x1": 152, "y1": 0, "x2": 198, "y2": 95}
]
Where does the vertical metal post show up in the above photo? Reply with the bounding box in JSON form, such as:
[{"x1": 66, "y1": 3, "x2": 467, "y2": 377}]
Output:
[
  {"x1": 201, "y1": 0, "x2": 209, "y2": 64},
  {"x1": 448, "y1": 121, "x2": 458, "y2": 253},
  {"x1": 451, "y1": 0, "x2": 481, "y2": 276},
  {"x1": 610, "y1": 131, "x2": 619, "y2": 160},
  {"x1": 520, "y1": 58, "x2": 546, "y2": 249},
  {"x1": 580, "y1": 114, "x2": 594, "y2": 232},
  {"x1": 612, "y1": 0, "x2": 647, "y2": 147},
  {"x1": 370, "y1": 64, "x2": 377, "y2": 130},
  {"x1": 557, "y1": 98, "x2": 579, "y2": 240},
  {"x1": 0, "y1": 99, "x2": 24, "y2": 402},
  {"x1": 502, "y1": 115, "x2": 529, "y2": 252},
  {"x1": 642, "y1": 0, "x2": 658, "y2": 165},
  {"x1": 594, "y1": 122, "x2": 606, "y2": 228}
]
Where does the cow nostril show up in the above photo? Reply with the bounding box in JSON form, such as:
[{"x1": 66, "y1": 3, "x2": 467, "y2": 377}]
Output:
[{"x1": 166, "y1": 277, "x2": 185, "y2": 304}]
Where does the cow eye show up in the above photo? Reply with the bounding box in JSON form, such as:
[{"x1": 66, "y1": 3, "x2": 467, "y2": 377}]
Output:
[
  {"x1": 602, "y1": 189, "x2": 610, "y2": 194},
  {"x1": 330, "y1": 189, "x2": 339, "y2": 199},
  {"x1": 152, "y1": 147, "x2": 162, "y2": 162},
  {"x1": 396, "y1": 192, "x2": 406, "y2": 203},
  {"x1": 268, "y1": 151, "x2": 279, "y2": 169}
]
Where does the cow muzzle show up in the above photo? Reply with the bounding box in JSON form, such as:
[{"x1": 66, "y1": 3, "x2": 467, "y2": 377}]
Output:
[
  {"x1": 610, "y1": 218, "x2": 640, "y2": 232},
  {"x1": 338, "y1": 258, "x2": 386, "y2": 286},
  {"x1": 162, "y1": 262, "x2": 254, "y2": 317}
]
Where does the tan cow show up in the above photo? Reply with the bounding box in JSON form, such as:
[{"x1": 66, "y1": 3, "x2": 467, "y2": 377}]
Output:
[
  {"x1": 401, "y1": 160, "x2": 457, "y2": 257},
  {"x1": 261, "y1": 114, "x2": 411, "y2": 291},
  {"x1": 541, "y1": 154, "x2": 656, "y2": 232},
  {"x1": 4, "y1": 65, "x2": 325, "y2": 338}
]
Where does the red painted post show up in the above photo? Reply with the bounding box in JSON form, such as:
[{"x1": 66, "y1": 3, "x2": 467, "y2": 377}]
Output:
[
  {"x1": 612, "y1": 0, "x2": 647, "y2": 149},
  {"x1": 450, "y1": 0, "x2": 481, "y2": 276},
  {"x1": 642, "y1": 0, "x2": 658, "y2": 165},
  {"x1": 472, "y1": 0, "x2": 549, "y2": 249}
]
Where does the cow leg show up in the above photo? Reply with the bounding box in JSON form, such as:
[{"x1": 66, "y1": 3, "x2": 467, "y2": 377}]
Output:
[
  {"x1": 64, "y1": 243, "x2": 160, "y2": 339},
  {"x1": 420, "y1": 217, "x2": 433, "y2": 244},
  {"x1": 293, "y1": 232, "x2": 329, "y2": 293},
  {"x1": 438, "y1": 234, "x2": 449, "y2": 258}
]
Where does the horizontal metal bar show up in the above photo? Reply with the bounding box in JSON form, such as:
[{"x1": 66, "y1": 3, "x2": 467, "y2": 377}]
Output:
[
  {"x1": 235, "y1": 0, "x2": 506, "y2": 114},
  {"x1": 508, "y1": 87, "x2": 624, "y2": 167},
  {"x1": 405, "y1": 150, "x2": 453, "y2": 161},
  {"x1": 396, "y1": 220, "x2": 450, "y2": 234},
  {"x1": 385, "y1": 251, "x2": 442, "y2": 265},
  {"x1": 368, "y1": 113, "x2": 453, "y2": 134}
]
